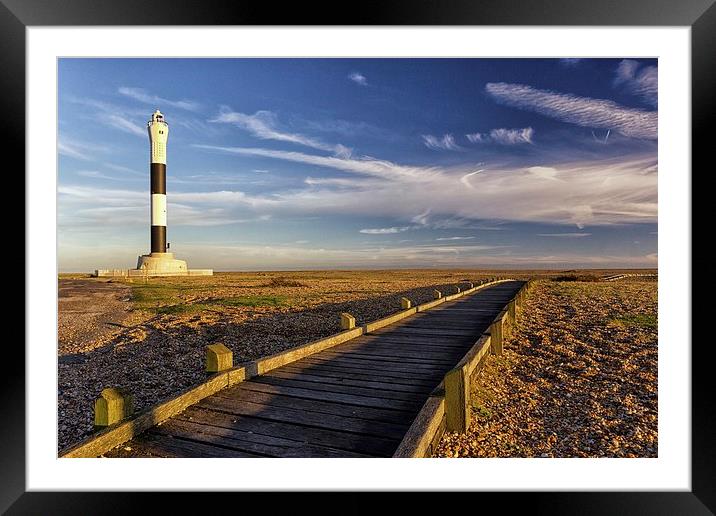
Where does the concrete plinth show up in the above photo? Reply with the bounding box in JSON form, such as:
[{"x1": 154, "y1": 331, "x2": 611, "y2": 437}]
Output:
[
  {"x1": 136, "y1": 252, "x2": 187, "y2": 274},
  {"x1": 93, "y1": 252, "x2": 213, "y2": 277}
]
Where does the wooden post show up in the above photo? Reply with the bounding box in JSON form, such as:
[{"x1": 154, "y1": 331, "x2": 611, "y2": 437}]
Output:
[
  {"x1": 340, "y1": 312, "x2": 356, "y2": 330},
  {"x1": 94, "y1": 388, "x2": 133, "y2": 428},
  {"x1": 508, "y1": 299, "x2": 516, "y2": 323},
  {"x1": 206, "y1": 343, "x2": 233, "y2": 373},
  {"x1": 490, "y1": 318, "x2": 503, "y2": 355},
  {"x1": 445, "y1": 366, "x2": 470, "y2": 433},
  {"x1": 400, "y1": 297, "x2": 412, "y2": 309},
  {"x1": 433, "y1": 290, "x2": 442, "y2": 300},
  {"x1": 455, "y1": 286, "x2": 461, "y2": 293}
]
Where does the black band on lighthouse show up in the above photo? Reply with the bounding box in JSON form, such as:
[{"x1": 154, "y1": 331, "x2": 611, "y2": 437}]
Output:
[
  {"x1": 151, "y1": 225, "x2": 166, "y2": 254},
  {"x1": 150, "y1": 163, "x2": 166, "y2": 194}
]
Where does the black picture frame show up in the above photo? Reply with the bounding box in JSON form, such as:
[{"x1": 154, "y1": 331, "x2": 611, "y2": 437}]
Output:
[{"x1": 4, "y1": 0, "x2": 709, "y2": 513}]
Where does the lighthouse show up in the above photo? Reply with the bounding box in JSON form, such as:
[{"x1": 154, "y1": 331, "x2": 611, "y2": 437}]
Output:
[
  {"x1": 93, "y1": 110, "x2": 212, "y2": 277},
  {"x1": 148, "y1": 109, "x2": 168, "y2": 253}
]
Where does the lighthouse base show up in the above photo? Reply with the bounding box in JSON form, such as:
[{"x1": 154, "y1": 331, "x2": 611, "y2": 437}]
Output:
[
  {"x1": 136, "y1": 252, "x2": 188, "y2": 274},
  {"x1": 93, "y1": 252, "x2": 213, "y2": 277}
]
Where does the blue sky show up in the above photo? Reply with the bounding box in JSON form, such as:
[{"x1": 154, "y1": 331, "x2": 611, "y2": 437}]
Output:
[{"x1": 58, "y1": 58, "x2": 657, "y2": 271}]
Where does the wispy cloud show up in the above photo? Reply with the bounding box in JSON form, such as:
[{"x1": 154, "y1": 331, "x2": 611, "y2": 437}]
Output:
[
  {"x1": 485, "y1": 82, "x2": 657, "y2": 140},
  {"x1": 118, "y1": 87, "x2": 200, "y2": 111},
  {"x1": 467, "y1": 127, "x2": 534, "y2": 145},
  {"x1": 422, "y1": 134, "x2": 462, "y2": 151},
  {"x1": 106, "y1": 114, "x2": 145, "y2": 137},
  {"x1": 348, "y1": 72, "x2": 368, "y2": 86},
  {"x1": 359, "y1": 227, "x2": 411, "y2": 234},
  {"x1": 538, "y1": 233, "x2": 592, "y2": 238},
  {"x1": 58, "y1": 138, "x2": 91, "y2": 160},
  {"x1": 560, "y1": 58, "x2": 582, "y2": 67},
  {"x1": 613, "y1": 60, "x2": 658, "y2": 107},
  {"x1": 210, "y1": 108, "x2": 352, "y2": 157},
  {"x1": 436, "y1": 236, "x2": 475, "y2": 241},
  {"x1": 194, "y1": 145, "x2": 440, "y2": 182}
]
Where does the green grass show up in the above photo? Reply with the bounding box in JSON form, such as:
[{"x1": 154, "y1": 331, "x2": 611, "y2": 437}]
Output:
[
  {"x1": 130, "y1": 284, "x2": 289, "y2": 315},
  {"x1": 471, "y1": 402, "x2": 492, "y2": 420},
  {"x1": 610, "y1": 313, "x2": 657, "y2": 329}
]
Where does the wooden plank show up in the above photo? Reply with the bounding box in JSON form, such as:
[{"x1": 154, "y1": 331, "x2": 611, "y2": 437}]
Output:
[
  {"x1": 237, "y1": 379, "x2": 423, "y2": 412},
  {"x1": 364, "y1": 307, "x2": 417, "y2": 333},
  {"x1": 215, "y1": 385, "x2": 415, "y2": 424},
  {"x1": 252, "y1": 376, "x2": 426, "y2": 402},
  {"x1": 176, "y1": 406, "x2": 400, "y2": 456},
  {"x1": 324, "y1": 345, "x2": 466, "y2": 361},
  {"x1": 107, "y1": 431, "x2": 262, "y2": 458},
  {"x1": 301, "y1": 354, "x2": 451, "y2": 373},
  {"x1": 294, "y1": 358, "x2": 447, "y2": 381},
  {"x1": 196, "y1": 395, "x2": 409, "y2": 439},
  {"x1": 254, "y1": 326, "x2": 364, "y2": 375},
  {"x1": 357, "y1": 340, "x2": 472, "y2": 352},
  {"x1": 392, "y1": 396, "x2": 445, "y2": 458},
  {"x1": 266, "y1": 369, "x2": 434, "y2": 394},
  {"x1": 278, "y1": 364, "x2": 441, "y2": 388},
  {"x1": 444, "y1": 365, "x2": 469, "y2": 433},
  {"x1": 149, "y1": 419, "x2": 371, "y2": 458},
  {"x1": 61, "y1": 370, "x2": 239, "y2": 458},
  {"x1": 318, "y1": 349, "x2": 459, "y2": 366}
]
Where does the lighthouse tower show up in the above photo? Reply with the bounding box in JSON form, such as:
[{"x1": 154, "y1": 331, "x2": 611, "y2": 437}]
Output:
[
  {"x1": 135, "y1": 109, "x2": 189, "y2": 274},
  {"x1": 93, "y1": 110, "x2": 212, "y2": 277}
]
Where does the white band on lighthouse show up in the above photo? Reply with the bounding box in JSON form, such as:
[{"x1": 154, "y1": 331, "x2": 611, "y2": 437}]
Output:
[{"x1": 151, "y1": 193, "x2": 167, "y2": 227}]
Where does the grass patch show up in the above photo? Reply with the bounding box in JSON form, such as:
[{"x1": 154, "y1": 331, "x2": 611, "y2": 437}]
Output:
[
  {"x1": 610, "y1": 313, "x2": 657, "y2": 329},
  {"x1": 138, "y1": 292, "x2": 289, "y2": 315},
  {"x1": 471, "y1": 402, "x2": 492, "y2": 420}
]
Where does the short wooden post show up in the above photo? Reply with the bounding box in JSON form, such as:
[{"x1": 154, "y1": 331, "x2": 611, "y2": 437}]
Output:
[
  {"x1": 455, "y1": 286, "x2": 461, "y2": 294},
  {"x1": 94, "y1": 388, "x2": 133, "y2": 428},
  {"x1": 508, "y1": 299, "x2": 516, "y2": 322},
  {"x1": 400, "y1": 297, "x2": 412, "y2": 309},
  {"x1": 340, "y1": 312, "x2": 356, "y2": 330},
  {"x1": 467, "y1": 282, "x2": 473, "y2": 289},
  {"x1": 206, "y1": 343, "x2": 233, "y2": 373},
  {"x1": 490, "y1": 318, "x2": 503, "y2": 355},
  {"x1": 445, "y1": 366, "x2": 470, "y2": 433},
  {"x1": 433, "y1": 290, "x2": 442, "y2": 299}
]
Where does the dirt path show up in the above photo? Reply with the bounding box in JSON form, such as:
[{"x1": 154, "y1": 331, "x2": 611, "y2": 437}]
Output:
[{"x1": 58, "y1": 279, "x2": 151, "y2": 358}]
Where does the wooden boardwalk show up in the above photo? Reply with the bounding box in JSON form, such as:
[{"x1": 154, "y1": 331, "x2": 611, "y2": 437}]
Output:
[{"x1": 107, "y1": 280, "x2": 524, "y2": 458}]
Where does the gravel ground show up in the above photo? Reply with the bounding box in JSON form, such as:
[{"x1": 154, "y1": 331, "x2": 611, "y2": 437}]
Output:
[
  {"x1": 434, "y1": 279, "x2": 658, "y2": 458},
  {"x1": 58, "y1": 270, "x2": 516, "y2": 451}
]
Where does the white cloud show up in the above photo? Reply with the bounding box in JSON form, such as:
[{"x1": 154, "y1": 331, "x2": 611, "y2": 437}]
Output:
[
  {"x1": 210, "y1": 108, "x2": 352, "y2": 157},
  {"x1": 106, "y1": 114, "x2": 146, "y2": 137},
  {"x1": 348, "y1": 72, "x2": 368, "y2": 86},
  {"x1": 485, "y1": 82, "x2": 657, "y2": 140},
  {"x1": 359, "y1": 227, "x2": 411, "y2": 234},
  {"x1": 58, "y1": 139, "x2": 91, "y2": 161},
  {"x1": 422, "y1": 134, "x2": 462, "y2": 151},
  {"x1": 118, "y1": 87, "x2": 200, "y2": 111},
  {"x1": 538, "y1": 233, "x2": 591, "y2": 238},
  {"x1": 467, "y1": 127, "x2": 534, "y2": 145},
  {"x1": 194, "y1": 145, "x2": 439, "y2": 182},
  {"x1": 614, "y1": 60, "x2": 658, "y2": 107},
  {"x1": 436, "y1": 236, "x2": 474, "y2": 241}
]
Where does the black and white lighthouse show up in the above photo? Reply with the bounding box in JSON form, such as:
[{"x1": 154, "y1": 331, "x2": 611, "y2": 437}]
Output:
[
  {"x1": 148, "y1": 110, "x2": 168, "y2": 253},
  {"x1": 94, "y1": 109, "x2": 213, "y2": 277}
]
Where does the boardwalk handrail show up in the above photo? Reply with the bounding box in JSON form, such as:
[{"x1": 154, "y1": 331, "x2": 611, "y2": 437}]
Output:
[
  {"x1": 393, "y1": 279, "x2": 533, "y2": 458},
  {"x1": 60, "y1": 277, "x2": 513, "y2": 458}
]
